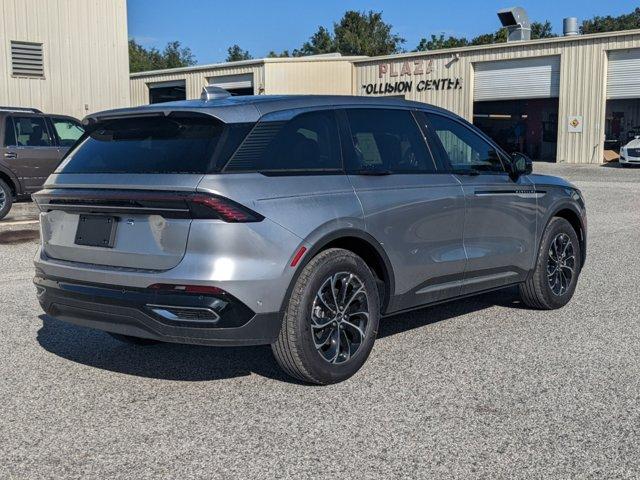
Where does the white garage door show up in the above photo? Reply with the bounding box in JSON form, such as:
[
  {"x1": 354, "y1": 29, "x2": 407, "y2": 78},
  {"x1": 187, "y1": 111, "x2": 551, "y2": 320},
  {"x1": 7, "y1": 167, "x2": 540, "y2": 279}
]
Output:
[
  {"x1": 474, "y1": 56, "x2": 561, "y2": 101},
  {"x1": 208, "y1": 73, "x2": 253, "y2": 91},
  {"x1": 607, "y1": 49, "x2": 640, "y2": 99}
]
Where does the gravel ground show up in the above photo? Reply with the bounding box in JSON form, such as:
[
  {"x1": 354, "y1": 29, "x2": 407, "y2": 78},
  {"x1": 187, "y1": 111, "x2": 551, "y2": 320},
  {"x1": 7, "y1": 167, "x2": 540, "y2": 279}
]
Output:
[{"x1": 0, "y1": 163, "x2": 639, "y2": 479}]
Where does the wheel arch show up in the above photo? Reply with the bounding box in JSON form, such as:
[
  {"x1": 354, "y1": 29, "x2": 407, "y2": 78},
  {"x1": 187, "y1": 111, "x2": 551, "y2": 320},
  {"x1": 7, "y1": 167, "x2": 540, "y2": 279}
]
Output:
[
  {"x1": 549, "y1": 206, "x2": 587, "y2": 268},
  {"x1": 0, "y1": 167, "x2": 19, "y2": 197},
  {"x1": 282, "y1": 229, "x2": 395, "y2": 315}
]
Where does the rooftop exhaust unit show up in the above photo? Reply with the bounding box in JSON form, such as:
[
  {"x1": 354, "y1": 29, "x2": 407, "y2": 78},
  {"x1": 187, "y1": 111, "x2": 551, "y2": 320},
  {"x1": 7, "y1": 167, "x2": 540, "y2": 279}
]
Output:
[
  {"x1": 497, "y1": 7, "x2": 531, "y2": 42},
  {"x1": 563, "y1": 17, "x2": 580, "y2": 36}
]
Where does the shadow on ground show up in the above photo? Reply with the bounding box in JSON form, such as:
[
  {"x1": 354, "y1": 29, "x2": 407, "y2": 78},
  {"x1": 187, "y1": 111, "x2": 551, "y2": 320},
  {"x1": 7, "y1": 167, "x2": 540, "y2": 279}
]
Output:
[{"x1": 37, "y1": 287, "x2": 523, "y2": 383}]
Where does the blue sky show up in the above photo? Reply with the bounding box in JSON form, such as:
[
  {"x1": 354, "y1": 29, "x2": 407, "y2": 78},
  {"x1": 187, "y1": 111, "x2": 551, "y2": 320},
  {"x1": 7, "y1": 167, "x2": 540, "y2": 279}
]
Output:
[{"x1": 127, "y1": 1, "x2": 639, "y2": 64}]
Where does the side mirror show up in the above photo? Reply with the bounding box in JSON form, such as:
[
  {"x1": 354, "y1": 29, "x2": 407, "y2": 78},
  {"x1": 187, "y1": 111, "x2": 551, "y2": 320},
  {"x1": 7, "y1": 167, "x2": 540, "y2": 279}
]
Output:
[{"x1": 510, "y1": 152, "x2": 533, "y2": 178}]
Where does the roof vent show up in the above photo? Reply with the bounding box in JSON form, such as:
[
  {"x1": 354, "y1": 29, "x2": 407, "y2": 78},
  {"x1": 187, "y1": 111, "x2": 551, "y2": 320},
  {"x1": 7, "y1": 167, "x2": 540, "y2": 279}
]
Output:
[
  {"x1": 497, "y1": 7, "x2": 531, "y2": 42},
  {"x1": 563, "y1": 17, "x2": 579, "y2": 36},
  {"x1": 201, "y1": 85, "x2": 231, "y2": 101}
]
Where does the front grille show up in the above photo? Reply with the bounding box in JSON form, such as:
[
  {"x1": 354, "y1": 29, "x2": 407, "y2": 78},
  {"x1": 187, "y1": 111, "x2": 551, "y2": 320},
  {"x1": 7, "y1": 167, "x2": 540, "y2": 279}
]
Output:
[{"x1": 627, "y1": 148, "x2": 640, "y2": 157}]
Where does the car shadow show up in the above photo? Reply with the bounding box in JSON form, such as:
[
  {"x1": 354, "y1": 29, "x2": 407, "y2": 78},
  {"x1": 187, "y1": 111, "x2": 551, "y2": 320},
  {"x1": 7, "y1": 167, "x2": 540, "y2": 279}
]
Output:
[{"x1": 36, "y1": 287, "x2": 524, "y2": 383}]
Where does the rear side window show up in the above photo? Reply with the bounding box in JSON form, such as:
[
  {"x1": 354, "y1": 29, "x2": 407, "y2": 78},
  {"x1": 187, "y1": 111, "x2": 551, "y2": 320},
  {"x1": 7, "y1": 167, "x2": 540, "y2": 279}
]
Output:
[
  {"x1": 13, "y1": 116, "x2": 53, "y2": 147},
  {"x1": 425, "y1": 113, "x2": 505, "y2": 173},
  {"x1": 225, "y1": 110, "x2": 341, "y2": 173},
  {"x1": 51, "y1": 117, "x2": 84, "y2": 147},
  {"x1": 3, "y1": 117, "x2": 16, "y2": 147},
  {"x1": 56, "y1": 113, "x2": 252, "y2": 174},
  {"x1": 344, "y1": 109, "x2": 435, "y2": 173}
]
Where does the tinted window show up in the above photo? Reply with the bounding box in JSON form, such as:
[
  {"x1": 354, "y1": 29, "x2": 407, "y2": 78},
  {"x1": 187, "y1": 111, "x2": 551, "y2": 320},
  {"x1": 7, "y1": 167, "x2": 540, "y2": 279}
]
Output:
[
  {"x1": 57, "y1": 114, "x2": 251, "y2": 174},
  {"x1": 3, "y1": 117, "x2": 16, "y2": 147},
  {"x1": 345, "y1": 109, "x2": 434, "y2": 173},
  {"x1": 225, "y1": 110, "x2": 341, "y2": 172},
  {"x1": 425, "y1": 113, "x2": 505, "y2": 173},
  {"x1": 51, "y1": 117, "x2": 84, "y2": 147},
  {"x1": 13, "y1": 116, "x2": 52, "y2": 147}
]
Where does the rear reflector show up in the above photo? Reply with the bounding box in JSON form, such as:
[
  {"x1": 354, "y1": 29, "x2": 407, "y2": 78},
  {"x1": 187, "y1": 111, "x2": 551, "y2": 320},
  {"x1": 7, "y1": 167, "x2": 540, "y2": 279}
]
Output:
[
  {"x1": 148, "y1": 284, "x2": 225, "y2": 295},
  {"x1": 290, "y1": 246, "x2": 307, "y2": 267}
]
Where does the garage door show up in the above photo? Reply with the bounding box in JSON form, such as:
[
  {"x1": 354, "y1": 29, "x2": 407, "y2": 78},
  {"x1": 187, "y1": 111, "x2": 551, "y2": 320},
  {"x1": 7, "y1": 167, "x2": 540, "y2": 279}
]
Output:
[
  {"x1": 474, "y1": 56, "x2": 561, "y2": 101},
  {"x1": 208, "y1": 73, "x2": 253, "y2": 91},
  {"x1": 607, "y1": 49, "x2": 640, "y2": 99}
]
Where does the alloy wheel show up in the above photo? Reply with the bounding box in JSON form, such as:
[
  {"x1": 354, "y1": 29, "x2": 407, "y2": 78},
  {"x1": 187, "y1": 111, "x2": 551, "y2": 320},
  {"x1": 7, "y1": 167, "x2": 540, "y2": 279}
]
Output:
[
  {"x1": 547, "y1": 233, "x2": 575, "y2": 296},
  {"x1": 310, "y1": 272, "x2": 369, "y2": 365}
]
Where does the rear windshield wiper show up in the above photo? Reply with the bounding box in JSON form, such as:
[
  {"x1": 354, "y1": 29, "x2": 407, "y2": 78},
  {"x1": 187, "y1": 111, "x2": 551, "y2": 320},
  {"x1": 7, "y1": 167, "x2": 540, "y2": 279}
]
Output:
[{"x1": 351, "y1": 168, "x2": 393, "y2": 176}]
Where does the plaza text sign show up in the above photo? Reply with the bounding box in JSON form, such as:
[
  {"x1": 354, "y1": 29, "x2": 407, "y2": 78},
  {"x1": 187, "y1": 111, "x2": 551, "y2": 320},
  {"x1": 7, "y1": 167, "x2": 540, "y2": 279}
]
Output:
[{"x1": 361, "y1": 59, "x2": 463, "y2": 96}]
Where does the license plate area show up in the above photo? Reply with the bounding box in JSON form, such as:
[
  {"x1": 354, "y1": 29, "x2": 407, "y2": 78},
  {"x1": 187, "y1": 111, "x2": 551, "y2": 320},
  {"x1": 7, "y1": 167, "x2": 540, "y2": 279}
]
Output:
[{"x1": 74, "y1": 215, "x2": 118, "y2": 248}]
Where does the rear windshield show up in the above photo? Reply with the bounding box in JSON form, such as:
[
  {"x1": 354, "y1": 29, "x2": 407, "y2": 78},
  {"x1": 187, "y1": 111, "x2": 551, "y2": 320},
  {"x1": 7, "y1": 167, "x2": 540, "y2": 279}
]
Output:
[{"x1": 56, "y1": 113, "x2": 252, "y2": 174}]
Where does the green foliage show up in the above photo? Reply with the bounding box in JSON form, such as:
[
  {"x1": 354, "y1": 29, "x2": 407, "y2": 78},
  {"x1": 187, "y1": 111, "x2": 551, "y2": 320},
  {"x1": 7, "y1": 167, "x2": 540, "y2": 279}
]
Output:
[
  {"x1": 333, "y1": 10, "x2": 405, "y2": 56},
  {"x1": 415, "y1": 20, "x2": 556, "y2": 51},
  {"x1": 128, "y1": 39, "x2": 196, "y2": 73},
  {"x1": 581, "y1": 8, "x2": 640, "y2": 34},
  {"x1": 226, "y1": 44, "x2": 253, "y2": 62}
]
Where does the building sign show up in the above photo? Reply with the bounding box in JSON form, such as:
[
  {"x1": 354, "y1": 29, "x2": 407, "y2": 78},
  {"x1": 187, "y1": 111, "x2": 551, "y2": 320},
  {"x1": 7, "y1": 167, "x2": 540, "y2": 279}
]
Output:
[
  {"x1": 362, "y1": 59, "x2": 463, "y2": 96},
  {"x1": 568, "y1": 115, "x2": 583, "y2": 133}
]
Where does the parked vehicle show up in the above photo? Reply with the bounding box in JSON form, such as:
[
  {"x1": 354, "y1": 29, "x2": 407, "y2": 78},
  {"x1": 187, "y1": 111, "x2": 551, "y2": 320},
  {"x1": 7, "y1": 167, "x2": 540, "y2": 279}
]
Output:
[
  {"x1": 0, "y1": 107, "x2": 84, "y2": 220},
  {"x1": 620, "y1": 136, "x2": 640, "y2": 166},
  {"x1": 33, "y1": 90, "x2": 587, "y2": 384}
]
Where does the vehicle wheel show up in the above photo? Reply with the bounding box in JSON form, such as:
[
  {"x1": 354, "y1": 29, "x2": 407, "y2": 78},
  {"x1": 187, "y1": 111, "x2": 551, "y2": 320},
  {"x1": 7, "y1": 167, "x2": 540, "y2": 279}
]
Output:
[
  {"x1": 0, "y1": 179, "x2": 13, "y2": 221},
  {"x1": 272, "y1": 248, "x2": 380, "y2": 385},
  {"x1": 520, "y1": 217, "x2": 581, "y2": 310},
  {"x1": 108, "y1": 332, "x2": 161, "y2": 346}
]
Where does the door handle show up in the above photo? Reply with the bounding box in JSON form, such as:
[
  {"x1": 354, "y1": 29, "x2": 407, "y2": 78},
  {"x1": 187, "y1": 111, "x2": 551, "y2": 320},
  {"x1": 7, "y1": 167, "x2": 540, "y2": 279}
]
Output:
[{"x1": 3, "y1": 152, "x2": 17, "y2": 159}]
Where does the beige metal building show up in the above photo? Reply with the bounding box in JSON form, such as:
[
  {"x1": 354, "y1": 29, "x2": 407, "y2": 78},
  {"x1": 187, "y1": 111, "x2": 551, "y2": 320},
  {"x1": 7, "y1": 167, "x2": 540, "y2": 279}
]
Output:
[
  {"x1": 354, "y1": 29, "x2": 640, "y2": 164},
  {"x1": 0, "y1": 0, "x2": 130, "y2": 119},
  {"x1": 130, "y1": 54, "x2": 360, "y2": 106},
  {"x1": 132, "y1": 28, "x2": 640, "y2": 164}
]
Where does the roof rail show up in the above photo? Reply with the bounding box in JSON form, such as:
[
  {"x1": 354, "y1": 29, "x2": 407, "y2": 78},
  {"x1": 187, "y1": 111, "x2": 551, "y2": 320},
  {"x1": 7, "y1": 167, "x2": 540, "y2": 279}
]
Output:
[
  {"x1": 201, "y1": 86, "x2": 231, "y2": 101},
  {"x1": 0, "y1": 106, "x2": 43, "y2": 113}
]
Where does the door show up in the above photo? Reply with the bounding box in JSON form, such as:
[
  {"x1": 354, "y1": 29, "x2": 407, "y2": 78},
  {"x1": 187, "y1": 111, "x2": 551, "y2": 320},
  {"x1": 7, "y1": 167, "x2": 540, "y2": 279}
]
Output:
[
  {"x1": 5, "y1": 115, "x2": 61, "y2": 193},
  {"x1": 342, "y1": 108, "x2": 467, "y2": 312},
  {"x1": 423, "y1": 112, "x2": 538, "y2": 295}
]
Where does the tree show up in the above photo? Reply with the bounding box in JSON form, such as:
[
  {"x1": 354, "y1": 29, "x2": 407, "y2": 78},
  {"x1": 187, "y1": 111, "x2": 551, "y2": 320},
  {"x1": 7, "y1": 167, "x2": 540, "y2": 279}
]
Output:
[
  {"x1": 581, "y1": 8, "x2": 640, "y2": 34},
  {"x1": 332, "y1": 10, "x2": 405, "y2": 56},
  {"x1": 298, "y1": 26, "x2": 337, "y2": 56},
  {"x1": 226, "y1": 44, "x2": 253, "y2": 62},
  {"x1": 414, "y1": 20, "x2": 555, "y2": 51},
  {"x1": 267, "y1": 50, "x2": 292, "y2": 58},
  {"x1": 128, "y1": 39, "x2": 196, "y2": 73},
  {"x1": 416, "y1": 34, "x2": 469, "y2": 51}
]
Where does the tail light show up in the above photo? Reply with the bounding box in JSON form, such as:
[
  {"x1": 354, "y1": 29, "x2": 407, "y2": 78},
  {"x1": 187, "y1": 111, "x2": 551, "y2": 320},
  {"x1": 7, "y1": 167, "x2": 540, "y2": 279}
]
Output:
[{"x1": 33, "y1": 189, "x2": 264, "y2": 223}]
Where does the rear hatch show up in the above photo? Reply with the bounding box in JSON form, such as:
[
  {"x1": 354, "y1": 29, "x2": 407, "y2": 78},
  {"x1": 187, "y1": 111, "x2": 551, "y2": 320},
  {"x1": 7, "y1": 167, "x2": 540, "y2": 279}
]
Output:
[{"x1": 35, "y1": 112, "x2": 253, "y2": 270}]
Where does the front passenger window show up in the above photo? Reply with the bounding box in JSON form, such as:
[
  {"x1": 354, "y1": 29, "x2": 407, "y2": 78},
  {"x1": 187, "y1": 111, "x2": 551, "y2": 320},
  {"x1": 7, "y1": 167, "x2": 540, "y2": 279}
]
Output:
[{"x1": 425, "y1": 113, "x2": 505, "y2": 173}]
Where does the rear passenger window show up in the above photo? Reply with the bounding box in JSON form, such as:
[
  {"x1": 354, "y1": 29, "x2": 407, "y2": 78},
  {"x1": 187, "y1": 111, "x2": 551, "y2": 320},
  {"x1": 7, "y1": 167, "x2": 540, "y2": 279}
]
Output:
[
  {"x1": 3, "y1": 118, "x2": 16, "y2": 147},
  {"x1": 425, "y1": 113, "x2": 505, "y2": 173},
  {"x1": 225, "y1": 110, "x2": 341, "y2": 172},
  {"x1": 12, "y1": 116, "x2": 53, "y2": 147},
  {"x1": 345, "y1": 109, "x2": 435, "y2": 173}
]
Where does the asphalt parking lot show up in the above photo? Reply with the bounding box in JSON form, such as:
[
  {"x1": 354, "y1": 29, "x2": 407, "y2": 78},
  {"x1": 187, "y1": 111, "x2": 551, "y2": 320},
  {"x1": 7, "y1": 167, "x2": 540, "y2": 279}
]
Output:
[{"x1": 1, "y1": 163, "x2": 639, "y2": 479}]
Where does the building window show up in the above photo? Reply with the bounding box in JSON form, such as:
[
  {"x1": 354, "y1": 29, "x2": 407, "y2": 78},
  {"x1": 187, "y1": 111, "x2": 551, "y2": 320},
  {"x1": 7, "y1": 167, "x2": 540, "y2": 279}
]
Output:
[{"x1": 10, "y1": 41, "x2": 44, "y2": 78}]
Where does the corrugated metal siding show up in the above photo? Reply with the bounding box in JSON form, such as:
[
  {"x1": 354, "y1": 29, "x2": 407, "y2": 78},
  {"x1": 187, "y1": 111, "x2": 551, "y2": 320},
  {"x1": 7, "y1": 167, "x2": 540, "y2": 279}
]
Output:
[
  {"x1": 607, "y1": 48, "x2": 640, "y2": 99},
  {"x1": 264, "y1": 60, "x2": 353, "y2": 95},
  {"x1": 0, "y1": 0, "x2": 130, "y2": 118},
  {"x1": 355, "y1": 32, "x2": 640, "y2": 164},
  {"x1": 130, "y1": 64, "x2": 265, "y2": 106},
  {"x1": 474, "y1": 56, "x2": 560, "y2": 100}
]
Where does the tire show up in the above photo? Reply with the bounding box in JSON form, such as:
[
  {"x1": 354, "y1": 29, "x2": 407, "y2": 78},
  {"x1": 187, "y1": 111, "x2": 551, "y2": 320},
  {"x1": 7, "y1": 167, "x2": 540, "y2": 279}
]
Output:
[
  {"x1": 520, "y1": 217, "x2": 581, "y2": 310},
  {"x1": 108, "y1": 332, "x2": 161, "y2": 346},
  {"x1": 0, "y1": 179, "x2": 13, "y2": 221},
  {"x1": 272, "y1": 248, "x2": 380, "y2": 385}
]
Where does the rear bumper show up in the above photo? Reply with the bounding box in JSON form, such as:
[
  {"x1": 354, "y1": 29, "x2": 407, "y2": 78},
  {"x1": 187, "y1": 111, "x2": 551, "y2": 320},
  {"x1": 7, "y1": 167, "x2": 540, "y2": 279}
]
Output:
[{"x1": 34, "y1": 275, "x2": 282, "y2": 346}]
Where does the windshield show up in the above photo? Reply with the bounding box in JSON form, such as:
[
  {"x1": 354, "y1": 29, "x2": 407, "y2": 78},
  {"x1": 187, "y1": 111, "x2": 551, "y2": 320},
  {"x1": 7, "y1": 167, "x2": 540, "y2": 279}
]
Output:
[{"x1": 56, "y1": 113, "x2": 252, "y2": 174}]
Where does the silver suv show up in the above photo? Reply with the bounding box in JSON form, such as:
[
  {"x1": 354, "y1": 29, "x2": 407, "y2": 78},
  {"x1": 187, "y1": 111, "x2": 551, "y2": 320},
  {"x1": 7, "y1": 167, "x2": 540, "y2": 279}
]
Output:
[{"x1": 33, "y1": 91, "x2": 586, "y2": 384}]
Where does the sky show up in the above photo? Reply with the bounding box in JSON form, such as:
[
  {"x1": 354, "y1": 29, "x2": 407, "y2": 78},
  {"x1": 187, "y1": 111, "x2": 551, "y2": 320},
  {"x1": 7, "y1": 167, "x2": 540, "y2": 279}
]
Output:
[{"x1": 127, "y1": 1, "x2": 639, "y2": 65}]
